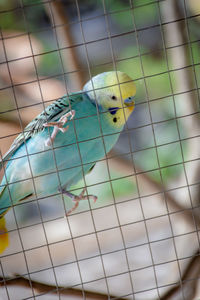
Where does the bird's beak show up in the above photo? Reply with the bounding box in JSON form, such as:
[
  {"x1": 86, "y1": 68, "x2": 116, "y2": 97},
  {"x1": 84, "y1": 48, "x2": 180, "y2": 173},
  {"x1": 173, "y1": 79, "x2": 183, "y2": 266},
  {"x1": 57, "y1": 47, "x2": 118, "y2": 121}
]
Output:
[{"x1": 124, "y1": 96, "x2": 135, "y2": 108}]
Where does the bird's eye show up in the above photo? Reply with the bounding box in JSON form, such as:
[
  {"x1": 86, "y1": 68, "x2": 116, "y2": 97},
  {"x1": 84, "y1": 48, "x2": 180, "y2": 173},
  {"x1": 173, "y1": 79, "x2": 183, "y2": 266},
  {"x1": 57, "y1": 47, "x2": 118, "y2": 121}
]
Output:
[
  {"x1": 111, "y1": 95, "x2": 117, "y2": 100},
  {"x1": 113, "y1": 117, "x2": 117, "y2": 123}
]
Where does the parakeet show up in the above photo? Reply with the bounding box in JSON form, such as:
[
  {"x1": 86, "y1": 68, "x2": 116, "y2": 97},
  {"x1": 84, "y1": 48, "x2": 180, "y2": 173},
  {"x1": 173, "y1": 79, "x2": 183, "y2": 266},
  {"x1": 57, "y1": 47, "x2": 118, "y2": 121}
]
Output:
[{"x1": 0, "y1": 71, "x2": 136, "y2": 252}]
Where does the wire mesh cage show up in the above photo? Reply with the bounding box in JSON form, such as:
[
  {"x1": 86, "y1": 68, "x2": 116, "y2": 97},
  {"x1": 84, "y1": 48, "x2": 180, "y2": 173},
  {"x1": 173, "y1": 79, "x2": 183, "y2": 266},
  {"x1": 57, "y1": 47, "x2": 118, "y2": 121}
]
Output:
[{"x1": 0, "y1": 0, "x2": 200, "y2": 299}]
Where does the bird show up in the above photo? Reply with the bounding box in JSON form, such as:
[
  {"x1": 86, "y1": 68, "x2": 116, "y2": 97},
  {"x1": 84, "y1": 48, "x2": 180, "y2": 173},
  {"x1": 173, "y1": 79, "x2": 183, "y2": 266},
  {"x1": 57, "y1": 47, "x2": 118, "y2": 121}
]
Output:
[{"x1": 0, "y1": 71, "x2": 136, "y2": 253}]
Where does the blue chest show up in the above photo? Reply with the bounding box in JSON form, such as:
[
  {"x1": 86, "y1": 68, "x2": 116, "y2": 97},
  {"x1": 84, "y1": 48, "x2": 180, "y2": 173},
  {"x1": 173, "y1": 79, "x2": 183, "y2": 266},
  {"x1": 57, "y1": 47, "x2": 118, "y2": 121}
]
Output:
[{"x1": 11, "y1": 99, "x2": 122, "y2": 176}]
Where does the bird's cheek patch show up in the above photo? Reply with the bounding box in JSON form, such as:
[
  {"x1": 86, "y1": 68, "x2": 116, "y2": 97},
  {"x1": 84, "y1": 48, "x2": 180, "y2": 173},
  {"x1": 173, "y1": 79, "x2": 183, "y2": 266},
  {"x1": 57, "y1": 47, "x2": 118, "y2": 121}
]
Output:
[{"x1": 108, "y1": 107, "x2": 119, "y2": 115}]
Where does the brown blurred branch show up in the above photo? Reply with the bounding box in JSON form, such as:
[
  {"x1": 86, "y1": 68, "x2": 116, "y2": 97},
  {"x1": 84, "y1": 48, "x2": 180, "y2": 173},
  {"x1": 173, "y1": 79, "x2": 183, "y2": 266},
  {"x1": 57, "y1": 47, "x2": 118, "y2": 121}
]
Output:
[
  {"x1": 161, "y1": 250, "x2": 200, "y2": 300},
  {"x1": 45, "y1": 0, "x2": 85, "y2": 90},
  {"x1": 110, "y1": 150, "x2": 200, "y2": 228},
  {"x1": 158, "y1": 2, "x2": 200, "y2": 297},
  {"x1": 0, "y1": 275, "x2": 127, "y2": 300},
  {"x1": 109, "y1": 151, "x2": 200, "y2": 299},
  {"x1": 160, "y1": 0, "x2": 200, "y2": 197},
  {"x1": 174, "y1": 0, "x2": 200, "y2": 118},
  {"x1": 160, "y1": 178, "x2": 200, "y2": 300}
]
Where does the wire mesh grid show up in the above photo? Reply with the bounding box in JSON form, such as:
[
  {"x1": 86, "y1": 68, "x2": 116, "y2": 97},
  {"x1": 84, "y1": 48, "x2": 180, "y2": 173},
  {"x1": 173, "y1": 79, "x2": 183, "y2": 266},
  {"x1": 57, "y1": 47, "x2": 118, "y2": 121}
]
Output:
[{"x1": 0, "y1": 0, "x2": 199, "y2": 299}]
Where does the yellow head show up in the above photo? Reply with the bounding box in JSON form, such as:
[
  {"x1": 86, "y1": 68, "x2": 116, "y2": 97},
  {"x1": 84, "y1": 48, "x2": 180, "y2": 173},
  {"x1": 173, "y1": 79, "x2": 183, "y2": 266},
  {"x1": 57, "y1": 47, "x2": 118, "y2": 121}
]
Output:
[{"x1": 83, "y1": 71, "x2": 136, "y2": 128}]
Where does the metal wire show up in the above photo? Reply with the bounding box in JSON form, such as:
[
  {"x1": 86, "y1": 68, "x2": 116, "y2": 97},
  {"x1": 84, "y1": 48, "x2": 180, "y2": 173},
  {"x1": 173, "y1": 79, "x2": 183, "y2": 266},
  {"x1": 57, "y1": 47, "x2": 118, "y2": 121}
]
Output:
[{"x1": 0, "y1": 0, "x2": 200, "y2": 299}]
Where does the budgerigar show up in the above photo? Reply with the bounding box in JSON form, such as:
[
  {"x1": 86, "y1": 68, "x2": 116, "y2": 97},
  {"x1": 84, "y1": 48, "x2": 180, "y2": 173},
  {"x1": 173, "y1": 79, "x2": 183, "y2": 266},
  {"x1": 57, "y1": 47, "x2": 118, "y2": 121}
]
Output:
[{"x1": 0, "y1": 71, "x2": 136, "y2": 253}]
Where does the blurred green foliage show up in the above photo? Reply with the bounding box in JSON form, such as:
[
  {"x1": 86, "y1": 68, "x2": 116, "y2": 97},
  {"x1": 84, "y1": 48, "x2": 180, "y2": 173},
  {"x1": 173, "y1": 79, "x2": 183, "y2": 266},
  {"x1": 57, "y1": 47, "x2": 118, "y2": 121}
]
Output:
[
  {"x1": 0, "y1": 0, "x2": 43, "y2": 32},
  {"x1": 108, "y1": 0, "x2": 158, "y2": 29},
  {"x1": 37, "y1": 47, "x2": 62, "y2": 77}
]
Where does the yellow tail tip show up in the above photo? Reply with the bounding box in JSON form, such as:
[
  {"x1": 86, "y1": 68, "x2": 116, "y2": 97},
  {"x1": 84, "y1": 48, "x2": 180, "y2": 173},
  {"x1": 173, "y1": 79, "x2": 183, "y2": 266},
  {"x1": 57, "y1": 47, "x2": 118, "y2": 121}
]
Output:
[{"x1": 0, "y1": 217, "x2": 9, "y2": 254}]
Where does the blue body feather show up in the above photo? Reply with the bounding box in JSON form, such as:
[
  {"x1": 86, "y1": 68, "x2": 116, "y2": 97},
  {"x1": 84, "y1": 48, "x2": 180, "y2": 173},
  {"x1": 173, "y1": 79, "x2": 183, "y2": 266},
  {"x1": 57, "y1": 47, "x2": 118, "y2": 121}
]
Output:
[
  {"x1": 0, "y1": 71, "x2": 136, "y2": 218},
  {"x1": 0, "y1": 93, "x2": 121, "y2": 215},
  {"x1": 0, "y1": 71, "x2": 136, "y2": 254}
]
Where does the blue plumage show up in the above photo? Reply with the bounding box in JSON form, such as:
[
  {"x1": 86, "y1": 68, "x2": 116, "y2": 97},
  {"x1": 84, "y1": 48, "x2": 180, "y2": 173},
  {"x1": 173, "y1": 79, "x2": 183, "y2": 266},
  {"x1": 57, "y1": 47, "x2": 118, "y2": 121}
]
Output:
[{"x1": 0, "y1": 71, "x2": 136, "y2": 218}]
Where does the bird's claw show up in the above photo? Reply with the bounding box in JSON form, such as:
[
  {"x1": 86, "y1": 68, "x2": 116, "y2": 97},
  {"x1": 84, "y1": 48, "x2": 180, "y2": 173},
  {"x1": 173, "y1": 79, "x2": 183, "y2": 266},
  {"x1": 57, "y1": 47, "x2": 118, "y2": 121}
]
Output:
[
  {"x1": 44, "y1": 110, "x2": 75, "y2": 146},
  {"x1": 65, "y1": 187, "x2": 98, "y2": 215}
]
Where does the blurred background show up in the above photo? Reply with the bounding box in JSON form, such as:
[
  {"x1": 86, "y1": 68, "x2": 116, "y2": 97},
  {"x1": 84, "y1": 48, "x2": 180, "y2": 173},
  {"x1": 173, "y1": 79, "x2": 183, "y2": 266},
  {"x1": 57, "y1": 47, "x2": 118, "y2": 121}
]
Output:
[{"x1": 0, "y1": 0, "x2": 200, "y2": 299}]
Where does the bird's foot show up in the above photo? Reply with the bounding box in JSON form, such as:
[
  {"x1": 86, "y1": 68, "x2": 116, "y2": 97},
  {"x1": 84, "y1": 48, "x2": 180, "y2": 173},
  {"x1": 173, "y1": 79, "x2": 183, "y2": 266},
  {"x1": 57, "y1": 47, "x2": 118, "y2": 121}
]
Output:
[
  {"x1": 44, "y1": 110, "x2": 75, "y2": 147},
  {"x1": 60, "y1": 187, "x2": 97, "y2": 215}
]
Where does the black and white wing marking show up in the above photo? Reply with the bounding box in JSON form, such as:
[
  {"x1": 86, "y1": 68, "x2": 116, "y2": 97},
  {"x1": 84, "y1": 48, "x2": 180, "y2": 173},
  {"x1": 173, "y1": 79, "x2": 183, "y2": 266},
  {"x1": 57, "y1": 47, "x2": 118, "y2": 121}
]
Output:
[{"x1": 0, "y1": 93, "x2": 83, "y2": 169}]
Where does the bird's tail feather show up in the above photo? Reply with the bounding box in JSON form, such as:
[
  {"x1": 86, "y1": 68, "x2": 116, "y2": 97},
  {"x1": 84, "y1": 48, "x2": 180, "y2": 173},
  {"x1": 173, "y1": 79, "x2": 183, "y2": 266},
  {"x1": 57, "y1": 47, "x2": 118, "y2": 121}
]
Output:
[{"x1": 0, "y1": 217, "x2": 9, "y2": 254}]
